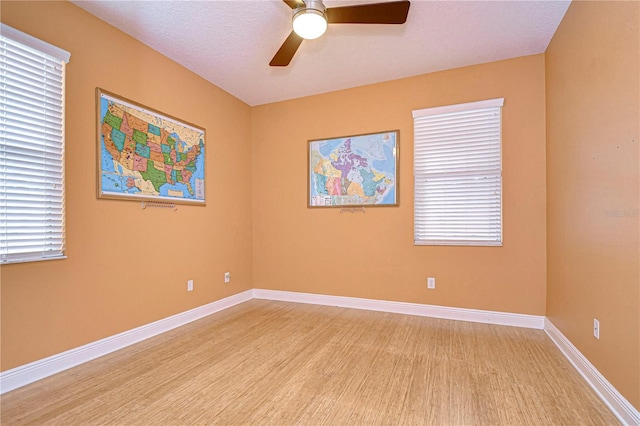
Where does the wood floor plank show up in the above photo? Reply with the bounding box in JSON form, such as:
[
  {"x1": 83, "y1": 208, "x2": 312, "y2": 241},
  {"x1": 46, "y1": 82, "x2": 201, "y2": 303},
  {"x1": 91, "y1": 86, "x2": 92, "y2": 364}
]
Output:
[{"x1": 1, "y1": 299, "x2": 620, "y2": 425}]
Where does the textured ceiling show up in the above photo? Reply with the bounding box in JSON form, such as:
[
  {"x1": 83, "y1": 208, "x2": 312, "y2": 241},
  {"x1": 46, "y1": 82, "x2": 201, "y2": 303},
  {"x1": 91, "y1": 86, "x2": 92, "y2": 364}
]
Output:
[{"x1": 71, "y1": 0, "x2": 571, "y2": 106}]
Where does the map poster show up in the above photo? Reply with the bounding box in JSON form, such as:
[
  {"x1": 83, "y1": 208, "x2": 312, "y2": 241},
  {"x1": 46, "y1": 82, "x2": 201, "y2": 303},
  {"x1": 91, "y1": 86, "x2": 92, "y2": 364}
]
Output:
[
  {"x1": 308, "y1": 130, "x2": 399, "y2": 208},
  {"x1": 96, "y1": 88, "x2": 206, "y2": 205}
]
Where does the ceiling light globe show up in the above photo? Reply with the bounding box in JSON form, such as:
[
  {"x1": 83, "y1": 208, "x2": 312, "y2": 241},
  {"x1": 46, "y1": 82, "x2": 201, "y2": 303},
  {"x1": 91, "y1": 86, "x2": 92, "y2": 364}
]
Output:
[{"x1": 293, "y1": 9, "x2": 327, "y2": 40}]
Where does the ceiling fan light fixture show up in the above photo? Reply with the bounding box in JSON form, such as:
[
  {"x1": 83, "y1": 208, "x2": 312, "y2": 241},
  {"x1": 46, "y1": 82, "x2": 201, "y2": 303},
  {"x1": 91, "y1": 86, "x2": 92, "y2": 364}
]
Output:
[{"x1": 293, "y1": 5, "x2": 327, "y2": 40}]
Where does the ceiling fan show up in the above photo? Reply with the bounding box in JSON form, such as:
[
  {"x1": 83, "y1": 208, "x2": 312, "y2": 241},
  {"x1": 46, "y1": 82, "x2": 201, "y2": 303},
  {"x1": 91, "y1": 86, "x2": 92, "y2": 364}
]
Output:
[{"x1": 270, "y1": 0, "x2": 411, "y2": 66}]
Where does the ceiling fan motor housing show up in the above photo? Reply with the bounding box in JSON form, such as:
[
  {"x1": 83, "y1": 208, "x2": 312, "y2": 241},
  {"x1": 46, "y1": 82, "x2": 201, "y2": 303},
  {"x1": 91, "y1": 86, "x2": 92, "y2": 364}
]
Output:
[{"x1": 294, "y1": 0, "x2": 326, "y2": 16}]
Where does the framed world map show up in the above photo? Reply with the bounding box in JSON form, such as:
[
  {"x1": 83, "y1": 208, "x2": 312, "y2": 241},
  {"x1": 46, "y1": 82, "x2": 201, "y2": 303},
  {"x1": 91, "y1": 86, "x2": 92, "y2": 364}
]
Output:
[
  {"x1": 308, "y1": 130, "x2": 398, "y2": 208},
  {"x1": 96, "y1": 88, "x2": 206, "y2": 205}
]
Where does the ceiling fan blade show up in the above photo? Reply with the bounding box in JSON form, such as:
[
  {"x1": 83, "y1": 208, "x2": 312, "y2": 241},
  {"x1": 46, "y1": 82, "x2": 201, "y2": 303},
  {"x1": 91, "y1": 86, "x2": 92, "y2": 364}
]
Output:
[
  {"x1": 283, "y1": 0, "x2": 304, "y2": 9},
  {"x1": 270, "y1": 31, "x2": 304, "y2": 67},
  {"x1": 326, "y1": 0, "x2": 410, "y2": 24}
]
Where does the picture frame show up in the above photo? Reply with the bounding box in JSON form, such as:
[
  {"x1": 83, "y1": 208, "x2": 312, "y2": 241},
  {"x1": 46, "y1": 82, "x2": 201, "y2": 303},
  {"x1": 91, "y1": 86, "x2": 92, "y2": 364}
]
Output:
[
  {"x1": 96, "y1": 88, "x2": 206, "y2": 205},
  {"x1": 308, "y1": 130, "x2": 399, "y2": 208}
]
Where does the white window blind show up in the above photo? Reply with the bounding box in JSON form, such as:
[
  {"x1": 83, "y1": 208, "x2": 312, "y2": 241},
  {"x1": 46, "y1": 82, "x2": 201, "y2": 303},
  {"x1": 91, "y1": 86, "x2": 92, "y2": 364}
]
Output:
[
  {"x1": 0, "y1": 24, "x2": 70, "y2": 264},
  {"x1": 413, "y1": 98, "x2": 504, "y2": 246}
]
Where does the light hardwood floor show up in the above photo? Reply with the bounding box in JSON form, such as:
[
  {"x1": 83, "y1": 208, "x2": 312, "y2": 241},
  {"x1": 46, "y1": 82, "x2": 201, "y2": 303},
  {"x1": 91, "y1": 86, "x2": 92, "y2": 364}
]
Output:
[{"x1": 1, "y1": 299, "x2": 619, "y2": 425}]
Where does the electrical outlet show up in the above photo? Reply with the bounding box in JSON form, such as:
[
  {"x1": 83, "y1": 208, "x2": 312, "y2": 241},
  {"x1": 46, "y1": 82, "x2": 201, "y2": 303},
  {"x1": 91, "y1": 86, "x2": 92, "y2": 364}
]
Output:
[
  {"x1": 187, "y1": 280, "x2": 193, "y2": 292},
  {"x1": 224, "y1": 272, "x2": 230, "y2": 283},
  {"x1": 593, "y1": 318, "x2": 600, "y2": 339},
  {"x1": 427, "y1": 277, "x2": 436, "y2": 289}
]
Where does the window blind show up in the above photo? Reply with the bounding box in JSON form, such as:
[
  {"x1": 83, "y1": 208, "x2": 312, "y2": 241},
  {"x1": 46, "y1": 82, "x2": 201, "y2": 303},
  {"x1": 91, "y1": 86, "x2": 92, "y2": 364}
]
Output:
[
  {"x1": 413, "y1": 98, "x2": 503, "y2": 246},
  {"x1": 0, "y1": 24, "x2": 70, "y2": 264}
]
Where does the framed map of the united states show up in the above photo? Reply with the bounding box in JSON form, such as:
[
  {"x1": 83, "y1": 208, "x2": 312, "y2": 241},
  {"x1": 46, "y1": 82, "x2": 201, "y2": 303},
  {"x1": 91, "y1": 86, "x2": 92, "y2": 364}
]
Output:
[{"x1": 96, "y1": 88, "x2": 206, "y2": 205}]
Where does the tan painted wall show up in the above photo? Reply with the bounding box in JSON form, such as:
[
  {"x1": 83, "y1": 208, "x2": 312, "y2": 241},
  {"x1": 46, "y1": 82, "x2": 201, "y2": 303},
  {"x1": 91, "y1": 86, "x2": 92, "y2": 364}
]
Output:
[
  {"x1": 545, "y1": 1, "x2": 640, "y2": 409},
  {"x1": 252, "y1": 55, "x2": 547, "y2": 315},
  {"x1": 0, "y1": 1, "x2": 253, "y2": 371}
]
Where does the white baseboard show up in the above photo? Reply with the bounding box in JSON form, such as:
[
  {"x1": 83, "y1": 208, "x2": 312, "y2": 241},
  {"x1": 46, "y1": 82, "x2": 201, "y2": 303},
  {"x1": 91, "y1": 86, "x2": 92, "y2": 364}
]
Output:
[
  {"x1": 0, "y1": 290, "x2": 253, "y2": 395},
  {"x1": 544, "y1": 318, "x2": 640, "y2": 425},
  {"x1": 252, "y1": 289, "x2": 545, "y2": 329}
]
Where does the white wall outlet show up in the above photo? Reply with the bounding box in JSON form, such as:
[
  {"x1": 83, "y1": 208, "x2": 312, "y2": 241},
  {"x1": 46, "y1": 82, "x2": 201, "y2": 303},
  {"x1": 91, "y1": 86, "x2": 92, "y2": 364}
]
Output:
[
  {"x1": 593, "y1": 318, "x2": 600, "y2": 339},
  {"x1": 427, "y1": 277, "x2": 436, "y2": 289},
  {"x1": 187, "y1": 280, "x2": 194, "y2": 292},
  {"x1": 224, "y1": 272, "x2": 230, "y2": 283}
]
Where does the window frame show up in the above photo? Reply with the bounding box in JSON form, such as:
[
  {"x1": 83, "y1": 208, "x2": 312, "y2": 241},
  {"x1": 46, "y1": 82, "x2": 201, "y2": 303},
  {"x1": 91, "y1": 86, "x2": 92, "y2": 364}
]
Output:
[
  {"x1": 412, "y1": 98, "x2": 504, "y2": 247},
  {"x1": 0, "y1": 24, "x2": 70, "y2": 264}
]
